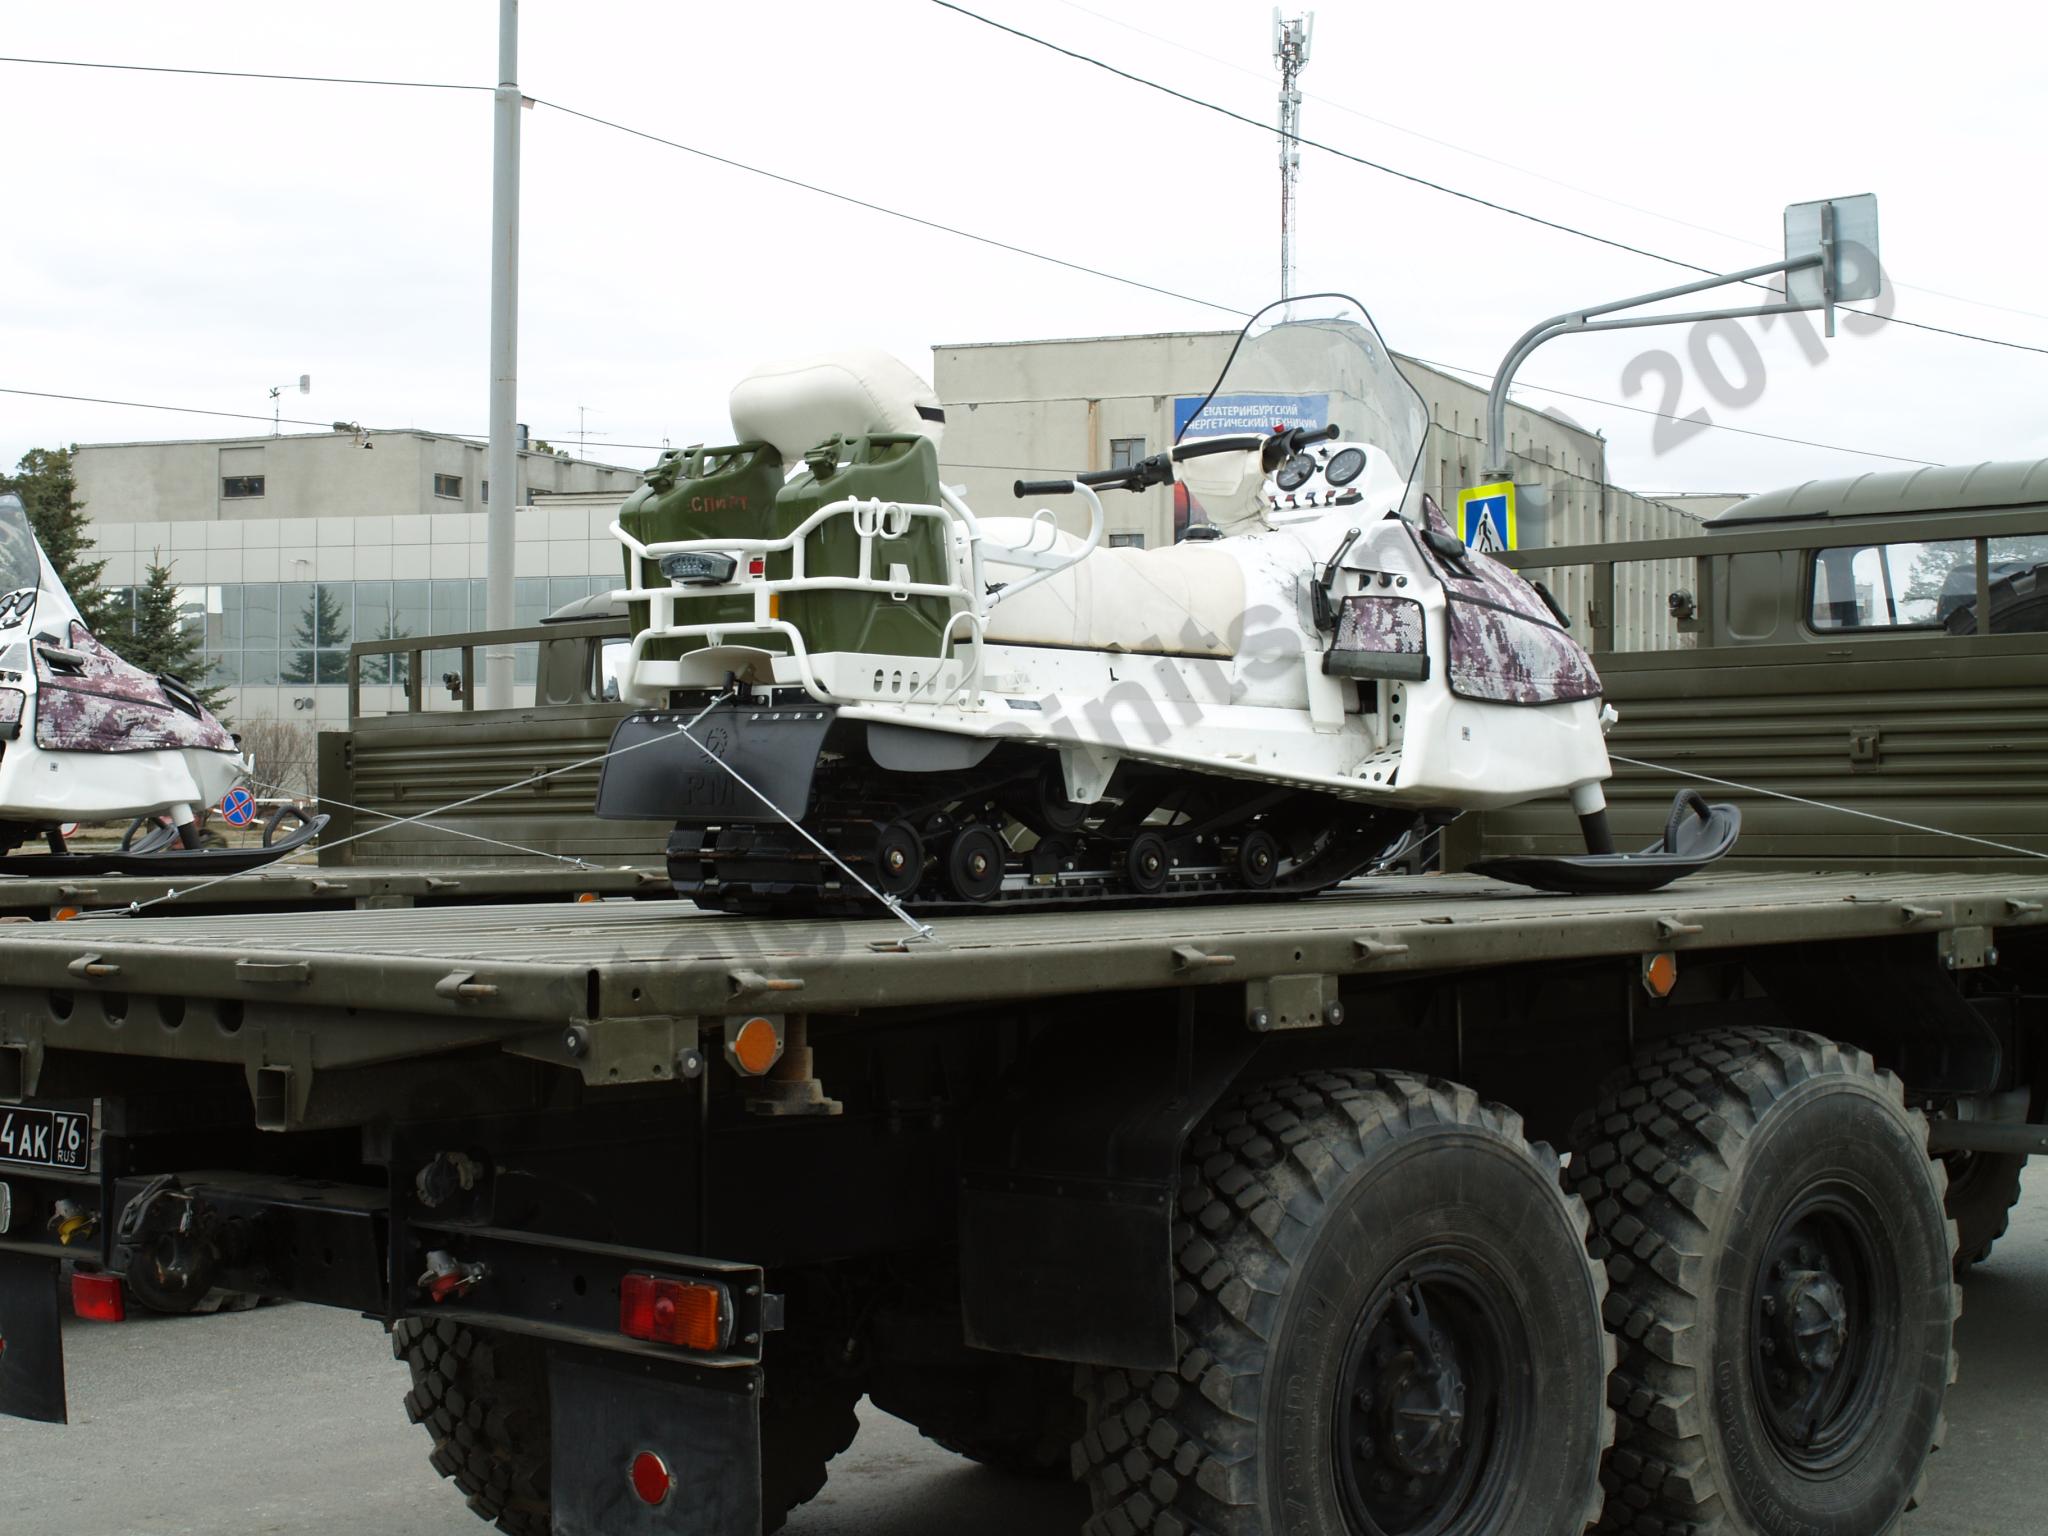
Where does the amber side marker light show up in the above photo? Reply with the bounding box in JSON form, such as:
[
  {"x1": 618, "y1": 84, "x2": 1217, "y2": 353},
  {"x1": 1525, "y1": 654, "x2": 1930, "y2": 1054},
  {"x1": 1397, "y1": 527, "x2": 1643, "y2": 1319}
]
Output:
[
  {"x1": 1641, "y1": 951, "x2": 1679, "y2": 999},
  {"x1": 729, "y1": 1016, "x2": 782, "y2": 1076},
  {"x1": 71, "y1": 1271, "x2": 126, "y2": 1323},
  {"x1": 620, "y1": 1272, "x2": 728, "y2": 1352}
]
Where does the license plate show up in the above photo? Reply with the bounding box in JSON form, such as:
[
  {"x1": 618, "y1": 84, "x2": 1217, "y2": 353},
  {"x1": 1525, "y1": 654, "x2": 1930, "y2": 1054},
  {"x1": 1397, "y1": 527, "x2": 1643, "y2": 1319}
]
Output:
[{"x1": 0, "y1": 1106, "x2": 91, "y2": 1171}]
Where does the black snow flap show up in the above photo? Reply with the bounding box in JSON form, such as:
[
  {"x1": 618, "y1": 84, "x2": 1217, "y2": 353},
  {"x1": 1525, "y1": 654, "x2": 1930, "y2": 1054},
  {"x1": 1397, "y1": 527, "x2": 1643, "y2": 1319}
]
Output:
[
  {"x1": 594, "y1": 705, "x2": 835, "y2": 825},
  {"x1": 0, "y1": 1253, "x2": 67, "y2": 1424}
]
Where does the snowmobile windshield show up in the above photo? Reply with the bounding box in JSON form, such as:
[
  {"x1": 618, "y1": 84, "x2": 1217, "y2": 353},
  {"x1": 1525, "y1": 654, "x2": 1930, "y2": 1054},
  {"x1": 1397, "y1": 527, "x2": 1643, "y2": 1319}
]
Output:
[
  {"x1": 1175, "y1": 295, "x2": 1428, "y2": 523},
  {"x1": 0, "y1": 493, "x2": 41, "y2": 600}
]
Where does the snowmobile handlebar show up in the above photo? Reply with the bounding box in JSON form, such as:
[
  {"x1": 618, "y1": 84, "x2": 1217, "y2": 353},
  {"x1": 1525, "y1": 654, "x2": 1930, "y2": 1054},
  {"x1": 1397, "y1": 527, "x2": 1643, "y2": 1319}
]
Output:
[{"x1": 1014, "y1": 453, "x2": 1176, "y2": 499}]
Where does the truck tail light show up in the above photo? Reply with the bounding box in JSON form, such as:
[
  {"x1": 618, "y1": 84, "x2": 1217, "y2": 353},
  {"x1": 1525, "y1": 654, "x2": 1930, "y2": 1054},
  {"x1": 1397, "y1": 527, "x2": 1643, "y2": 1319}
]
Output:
[
  {"x1": 619, "y1": 1273, "x2": 728, "y2": 1351},
  {"x1": 71, "y1": 1271, "x2": 126, "y2": 1323}
]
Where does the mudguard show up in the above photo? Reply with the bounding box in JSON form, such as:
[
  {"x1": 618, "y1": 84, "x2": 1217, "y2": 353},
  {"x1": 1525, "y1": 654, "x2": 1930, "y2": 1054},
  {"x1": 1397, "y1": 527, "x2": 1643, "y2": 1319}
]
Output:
[
  {"x1": 594, "y1": 705, "x2": 835, "y2": 825},
  {"x1": 0, "y1": 1253, "x2": 66, "y2": 1424}
]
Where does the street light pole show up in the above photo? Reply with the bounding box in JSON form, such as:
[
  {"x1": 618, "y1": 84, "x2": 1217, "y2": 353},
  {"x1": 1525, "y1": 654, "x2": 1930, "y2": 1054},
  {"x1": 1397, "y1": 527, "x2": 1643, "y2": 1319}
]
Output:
[{"x1": 483, "y1": 0, "x2": 521, "y2": 708}]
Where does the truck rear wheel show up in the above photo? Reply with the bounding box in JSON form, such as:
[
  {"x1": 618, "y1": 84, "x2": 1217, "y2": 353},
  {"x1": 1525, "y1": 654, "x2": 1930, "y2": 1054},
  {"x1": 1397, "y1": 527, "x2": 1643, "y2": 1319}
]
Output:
[
  {"x1": 1943, "y1": 1149, "x2": 2028, "y2": 1273},
  {"x1": 394, "y1": 1317, "x2": 862, "y2": 1534},
  {"x1": 1572, "y1": 1028, "x2": 1958, "y2": 1535},
  {"x1": 1075, "y1": 1069, "x2": 1613, "y2": 1536},
  {"x1": 873, "y1": 1350, "x2": 1082, "y2": 1478}
]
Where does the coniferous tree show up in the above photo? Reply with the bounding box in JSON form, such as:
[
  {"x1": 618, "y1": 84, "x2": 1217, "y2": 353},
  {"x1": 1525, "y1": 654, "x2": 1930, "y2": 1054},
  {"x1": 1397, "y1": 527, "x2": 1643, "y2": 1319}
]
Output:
[
  {"x1": 129, "y1": 560, "x2": 229, "y2": 715},
  {"x1": 0, "y1": 446, "x2": 120, "y2": 635},
  {"x1": 280, "y1": 586, "x2": 349, "y2": 685}
]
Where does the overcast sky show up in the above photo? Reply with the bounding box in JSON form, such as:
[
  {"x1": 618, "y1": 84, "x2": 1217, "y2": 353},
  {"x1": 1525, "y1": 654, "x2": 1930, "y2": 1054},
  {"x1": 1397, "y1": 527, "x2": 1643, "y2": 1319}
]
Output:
[{"x1": 3, "y1": 1, "x2": 2043, "y2": 501}]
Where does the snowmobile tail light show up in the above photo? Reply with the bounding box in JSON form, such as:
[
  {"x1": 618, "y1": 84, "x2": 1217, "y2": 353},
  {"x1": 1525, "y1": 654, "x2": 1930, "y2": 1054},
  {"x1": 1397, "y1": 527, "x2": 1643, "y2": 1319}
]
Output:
[
  {"x1": 620, "y1": 1273, "x2": 729, "y2": 1352},
  {"x1": 658, "y1": 552, "x2": 738, "y2": 586},
  {"x1": 1641, "y1": 952, "x2": 1679, "y2": 999},
  {"x1": 71, "y1": 1270, "x2": 125, "y2": 1323},
  {"x1": 629, "y1": 1451, "x2": 674, "y2": 1507}
]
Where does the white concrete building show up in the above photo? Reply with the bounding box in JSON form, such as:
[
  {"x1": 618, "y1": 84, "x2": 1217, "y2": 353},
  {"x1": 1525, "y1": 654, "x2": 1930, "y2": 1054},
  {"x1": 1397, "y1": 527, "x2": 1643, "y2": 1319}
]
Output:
[{"x1": 73, "y1": 431, "x2": 641, "y2": 723}]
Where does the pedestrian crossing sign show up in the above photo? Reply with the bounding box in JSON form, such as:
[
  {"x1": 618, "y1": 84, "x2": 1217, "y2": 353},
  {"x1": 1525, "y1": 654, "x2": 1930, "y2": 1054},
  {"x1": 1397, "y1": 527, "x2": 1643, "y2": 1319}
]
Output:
[{"x1": 1457, "y1": 482, "x2": 1517, "y2": 552}]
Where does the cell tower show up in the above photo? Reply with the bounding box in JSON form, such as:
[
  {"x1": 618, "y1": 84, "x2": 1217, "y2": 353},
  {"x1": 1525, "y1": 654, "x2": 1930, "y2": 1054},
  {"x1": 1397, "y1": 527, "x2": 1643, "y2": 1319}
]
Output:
[{"x1": 1273, "y1": 10, "x2": 1314, "y2": 298}]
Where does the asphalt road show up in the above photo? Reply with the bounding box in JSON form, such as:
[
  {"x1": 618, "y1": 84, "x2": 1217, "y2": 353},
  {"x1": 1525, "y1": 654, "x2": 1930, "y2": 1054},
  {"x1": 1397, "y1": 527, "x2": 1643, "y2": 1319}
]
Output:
[{"x1": 3, "y1": 1174, "x2": 2041, "y2": 1536}]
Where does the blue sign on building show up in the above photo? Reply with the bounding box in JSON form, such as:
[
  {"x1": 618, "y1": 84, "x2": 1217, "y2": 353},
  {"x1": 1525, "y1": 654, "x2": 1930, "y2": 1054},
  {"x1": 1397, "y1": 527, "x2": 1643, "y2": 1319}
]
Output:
[{"x1": 1173, "y1": 392, "x2": 1329, "y2": 441}]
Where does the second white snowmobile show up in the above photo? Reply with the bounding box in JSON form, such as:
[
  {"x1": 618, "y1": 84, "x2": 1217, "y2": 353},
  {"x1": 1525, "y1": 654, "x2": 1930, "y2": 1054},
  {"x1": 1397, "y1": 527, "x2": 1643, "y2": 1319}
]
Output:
[
  {"x1": 0, "y1": 491, "x2": 325, "y2": 877},
  {"x1": 595, "y1": 296, "x2": 1736, "y2": 911}
]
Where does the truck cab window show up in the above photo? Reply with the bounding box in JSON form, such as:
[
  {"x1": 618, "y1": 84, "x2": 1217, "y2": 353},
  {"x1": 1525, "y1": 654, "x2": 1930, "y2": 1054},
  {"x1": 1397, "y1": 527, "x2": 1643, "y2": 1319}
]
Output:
[{"x1": 1810, "y1": 539, "x2": 1975, "y2": 630}]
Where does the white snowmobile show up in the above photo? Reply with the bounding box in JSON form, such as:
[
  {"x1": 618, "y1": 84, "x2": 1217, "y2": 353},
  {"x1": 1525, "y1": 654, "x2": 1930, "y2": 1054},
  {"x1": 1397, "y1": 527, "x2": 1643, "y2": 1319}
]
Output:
[
  {"x1": 0, "y1": 491, "x2": 324, "y2": 876},
  {"x1": 596, "y1": 295, "x2": 1736, "y2": 911}
]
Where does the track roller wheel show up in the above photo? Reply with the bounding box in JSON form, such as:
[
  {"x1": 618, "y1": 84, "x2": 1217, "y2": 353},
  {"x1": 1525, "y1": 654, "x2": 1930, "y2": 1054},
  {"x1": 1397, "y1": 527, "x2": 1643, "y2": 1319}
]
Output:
[
  {"x1": 1237, "y1": 827, "x2": 1280, "y2": 889},
  {"x1": 872, "y1": 819, "x2": 925, "y2": 897},
  {"x1": 1126, "y1": 830, "x2": 1171, "y2": 894},
  {"x1": 945, "y1": 824, "x2": 1006, "y2": 902}
]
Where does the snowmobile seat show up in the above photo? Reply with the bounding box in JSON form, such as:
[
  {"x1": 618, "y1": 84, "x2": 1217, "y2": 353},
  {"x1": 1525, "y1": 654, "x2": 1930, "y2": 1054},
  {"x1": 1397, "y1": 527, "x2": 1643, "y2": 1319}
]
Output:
[{"x1": 981, "y1": 532, "x2": 1245, "y2": 659}]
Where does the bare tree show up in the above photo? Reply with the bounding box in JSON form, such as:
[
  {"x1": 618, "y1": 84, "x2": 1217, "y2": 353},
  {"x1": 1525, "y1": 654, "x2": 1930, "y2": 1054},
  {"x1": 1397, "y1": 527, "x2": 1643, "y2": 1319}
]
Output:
[{"x1": 236, "y1": 717, "x2": 320, "y2": 801}]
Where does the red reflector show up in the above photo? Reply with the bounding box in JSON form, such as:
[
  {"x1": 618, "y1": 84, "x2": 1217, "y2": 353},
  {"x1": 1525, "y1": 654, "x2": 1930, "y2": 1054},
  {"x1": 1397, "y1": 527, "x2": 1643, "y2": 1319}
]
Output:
[
  {"x1": 630, "y1": 1450, "x2": 673, "y2": 1507},
  {"x1": 71, "y1": 1271, "x2": 126, "y2": 1323},
  {"x1": 748, "y1": 557, "x2": 765, "y2": 577},
  {"x1": 619, "y1": 1273, "x2": 725, "y2": 1351}
]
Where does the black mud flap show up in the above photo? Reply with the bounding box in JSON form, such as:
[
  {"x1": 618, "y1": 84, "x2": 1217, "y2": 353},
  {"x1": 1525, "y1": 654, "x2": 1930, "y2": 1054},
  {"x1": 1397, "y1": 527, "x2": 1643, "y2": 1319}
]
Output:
[
  {"x1": 549, "y1": 1350, "x2": 762, "y2": 1535},
  {"x1": 1471, "y1": 790, "x2": 1741, "y2": 895},
  {"x1": 594, "y1": 706, "x2": 835, "y2": 826},
  {"x1": 0, "y1": 1253, "x2": 67, "y2": 1424}
]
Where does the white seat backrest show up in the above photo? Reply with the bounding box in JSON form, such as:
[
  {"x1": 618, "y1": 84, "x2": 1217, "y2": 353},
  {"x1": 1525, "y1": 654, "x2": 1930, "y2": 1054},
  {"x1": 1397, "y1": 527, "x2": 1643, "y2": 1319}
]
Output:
[{"x1": 729, "y1": 350, "x2": 945, "y2": 462}]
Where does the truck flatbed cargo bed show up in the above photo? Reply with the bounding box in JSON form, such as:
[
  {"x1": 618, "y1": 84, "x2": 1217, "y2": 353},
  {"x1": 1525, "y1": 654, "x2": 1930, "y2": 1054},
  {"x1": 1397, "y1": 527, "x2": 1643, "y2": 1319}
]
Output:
[
  {"x1": 0, "y1": 860, "x2": 668, "y2": 919},
  {"x1": 7, "y1": 869, "x2": 2043, "y2": 1031}
]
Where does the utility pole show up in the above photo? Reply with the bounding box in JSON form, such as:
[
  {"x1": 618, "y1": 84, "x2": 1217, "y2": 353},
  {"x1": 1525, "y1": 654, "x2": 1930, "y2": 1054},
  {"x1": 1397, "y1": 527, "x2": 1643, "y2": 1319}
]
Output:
[
  {"x1": 483, "y1": 0, "x2": 522, "y2": 709},
  {"x1": 1273, "y1": 10, "x2": 1313, "y2": 299}
]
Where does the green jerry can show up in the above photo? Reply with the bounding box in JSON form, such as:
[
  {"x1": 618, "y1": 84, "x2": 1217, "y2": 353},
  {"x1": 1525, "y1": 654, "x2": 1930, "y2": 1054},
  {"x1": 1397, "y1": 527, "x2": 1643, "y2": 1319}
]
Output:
[
  {"x1": 774, "y1": 432, "x2": 956, "y2": 659},
  {"x1": 617, "y1": 441, "x2": 786, "y2": 661}
]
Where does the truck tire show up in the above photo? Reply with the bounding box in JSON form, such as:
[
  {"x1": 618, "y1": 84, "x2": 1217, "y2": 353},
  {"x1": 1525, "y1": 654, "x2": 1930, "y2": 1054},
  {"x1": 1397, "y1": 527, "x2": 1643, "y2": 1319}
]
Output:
[
  {"x1": 395, "y1": 1318, "x2": 551, "y2": 1536},
  {"x1": 1075, "y1": 1069, "x2": 1613, "y2": 1536},
  {"x1": 394, "y1": 1317, "x2": 861, "y2": 1534},
  {"x1": 1942, "y1": 1149, "x2": 2028, "y2": 1274},
  {"x1": 1571, "y1": 1028, "x2": 1958, "y2": 1536},
  {"x1": 874, "y1": 1351, "x2": 1082, "y2": 1478}
]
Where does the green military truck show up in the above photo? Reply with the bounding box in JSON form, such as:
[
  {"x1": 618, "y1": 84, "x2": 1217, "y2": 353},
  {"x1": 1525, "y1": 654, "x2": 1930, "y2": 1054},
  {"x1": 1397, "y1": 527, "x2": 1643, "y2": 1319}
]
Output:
[{"x1": 0, "y1": 459, "x2": 2042, "y2": 1536}]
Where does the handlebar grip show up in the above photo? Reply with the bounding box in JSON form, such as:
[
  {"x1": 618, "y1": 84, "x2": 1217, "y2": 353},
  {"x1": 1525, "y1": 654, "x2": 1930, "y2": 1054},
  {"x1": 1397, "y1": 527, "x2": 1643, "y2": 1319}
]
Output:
[
  {"x1": 1014, "y1": 478, "x2": 1076, "y2": 499},
  {"x1": 1075, "y1": 468, "x2": 1133, "y2": 488}
]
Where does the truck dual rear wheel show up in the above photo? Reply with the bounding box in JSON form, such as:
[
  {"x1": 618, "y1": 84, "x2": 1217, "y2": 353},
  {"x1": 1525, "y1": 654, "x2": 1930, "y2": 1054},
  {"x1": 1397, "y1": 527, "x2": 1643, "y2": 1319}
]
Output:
[
  {"x1": 393, "y1": 1317, "x2": 861, "y2": 1534},
  {"x1": 1572, "y1": 1028, "x2": 1958, "y2": 1536},
  {"x1": 1076, "y1": 1069, "x2": 1613, "y2": 1536}
]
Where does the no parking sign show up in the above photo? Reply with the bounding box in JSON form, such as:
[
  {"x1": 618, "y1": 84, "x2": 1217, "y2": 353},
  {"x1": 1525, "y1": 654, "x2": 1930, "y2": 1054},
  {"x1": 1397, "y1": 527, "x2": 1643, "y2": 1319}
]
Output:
[{"x1": 220, "y1": 786, "x2": 256, "y2": 827}]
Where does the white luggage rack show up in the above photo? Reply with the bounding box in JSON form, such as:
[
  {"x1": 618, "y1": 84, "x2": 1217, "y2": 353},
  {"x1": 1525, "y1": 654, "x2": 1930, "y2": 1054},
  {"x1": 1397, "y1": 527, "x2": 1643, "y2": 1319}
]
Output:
[{"x1": 609, "y1": 480, "x2": 1105, "y2": 708}]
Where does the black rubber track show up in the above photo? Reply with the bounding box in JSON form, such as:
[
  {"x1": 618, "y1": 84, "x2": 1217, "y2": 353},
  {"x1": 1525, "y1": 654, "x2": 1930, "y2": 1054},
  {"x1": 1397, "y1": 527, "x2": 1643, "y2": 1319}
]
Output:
[
  {"x1": 1073, "y1": 1068, "x2": 1614, "y2": 1536},
  {"x1": 393, "y1": 1317, "x2": 862, "y2": 1534},
  {"x1": 1570, "y1": 1027, "x2": 1960, "y2": 1536}
]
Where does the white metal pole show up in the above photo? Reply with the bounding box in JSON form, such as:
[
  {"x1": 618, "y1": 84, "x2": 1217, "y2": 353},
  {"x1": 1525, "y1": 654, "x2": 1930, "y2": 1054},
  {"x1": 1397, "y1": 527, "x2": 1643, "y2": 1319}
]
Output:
[{"x1": 483, "y1": 0, "x2": 521, "y2": 708}]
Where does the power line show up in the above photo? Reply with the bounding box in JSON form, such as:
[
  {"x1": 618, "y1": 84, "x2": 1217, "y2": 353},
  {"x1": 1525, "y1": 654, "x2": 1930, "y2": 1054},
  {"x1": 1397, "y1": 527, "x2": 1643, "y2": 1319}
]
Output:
[
  {"x1": 529, "y1": 98, "x2": 1246, "y2": 319},
  {"x1": 1406, "y1": 361, "x2": 1945, "y2": 468},
  {"x1": 0, "y1": 53, "x2": 488, "y2": 92},
  {"x1": 929, "y1": 2, "x2": 2048, "y2": 360},
  {"x1": 1039, "y1": 0, "x2": 2048, "y2": 327}
]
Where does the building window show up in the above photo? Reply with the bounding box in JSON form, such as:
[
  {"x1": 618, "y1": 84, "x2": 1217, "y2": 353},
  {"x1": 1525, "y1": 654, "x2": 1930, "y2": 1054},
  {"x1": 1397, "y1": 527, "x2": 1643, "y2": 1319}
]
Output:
[
  {"x1": 222, "y1": 475, "x2": 265, "y2": 499},
  {"x1": 1110, "y1": 437, "x2": 1146, "y2": 471},
  {"x1": 433, "y1": 474, "x2": 463, "y2": 500},
  {"x1": 1108, "y1": 532, "x2": 1147, "y2": 549}
]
